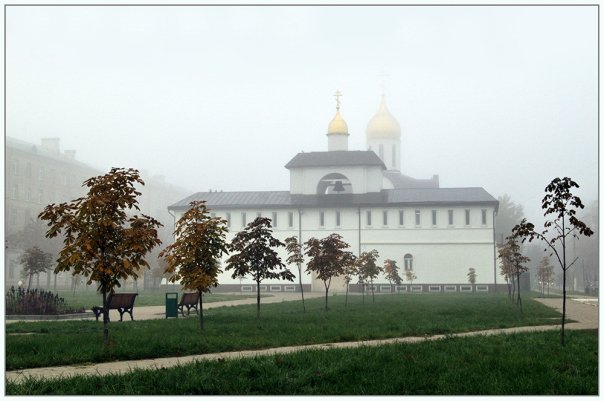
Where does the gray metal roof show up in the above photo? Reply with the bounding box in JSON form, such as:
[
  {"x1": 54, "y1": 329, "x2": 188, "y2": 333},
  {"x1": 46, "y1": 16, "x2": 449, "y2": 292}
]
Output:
[
  {"x1": 169, "y1": 187, "x2": 498, "y2": 211},
  {"x1": 284, "y1": 150, "x2": 386, "y2": 170},
  {"x1": 383, "y1": 171, "x2": 440, "y2": 189}
]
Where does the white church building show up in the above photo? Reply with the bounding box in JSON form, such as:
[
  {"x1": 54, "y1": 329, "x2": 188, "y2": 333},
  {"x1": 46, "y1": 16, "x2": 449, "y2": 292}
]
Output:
[{"x1": 168, "y1": 93, "x2": 500, "y2": 294}]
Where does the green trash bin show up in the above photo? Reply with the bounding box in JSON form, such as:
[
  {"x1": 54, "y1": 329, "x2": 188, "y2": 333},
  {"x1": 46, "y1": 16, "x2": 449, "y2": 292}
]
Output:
[{"x1": 165, "y1": 292, "x2": 178, "y2": 319}]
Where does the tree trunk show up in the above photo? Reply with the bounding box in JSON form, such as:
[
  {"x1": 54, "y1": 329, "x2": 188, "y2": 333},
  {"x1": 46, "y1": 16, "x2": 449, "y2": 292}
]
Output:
[
  {"x1": 371, "y1": 278, "x2": 375, "y2": 303},
  {"x1": 561, "y1": 218, "x2": 567, "y2": 346},
  {"x1": 516, "y1": 273, "x2": 522, "y2": 311},
  {"x1": 298, "y1": 263, "x2": 305, "y2": 312},
  {"x1": 102, "y1": 289, "x2": 109, "y2": 346},
  {"x1": 256, "y1": 280, "x2": 261, "y2": 319},
  {"x1": 345, "y1": 282, "x2": 349, "y2": 307},
  {"x1": 362, "y1": 283, "x2": 365, "y2": 304},
  {"x1": 53, "y1": 273, "x2": 57, "y2": 293},
  {"x1": 198, "y1": 290, "x2": 204, "y2": 331},
  {"x1": 27, "y1": 273, "x2": 33, "y2": 290}
]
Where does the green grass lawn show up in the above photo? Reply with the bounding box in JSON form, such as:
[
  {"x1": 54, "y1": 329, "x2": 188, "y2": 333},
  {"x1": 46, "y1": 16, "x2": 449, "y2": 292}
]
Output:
[
  {"x1": 6, "y1": 329, "x2": 597, "y2": 395},
  {"x1": 52, "y1": 290, "x2": 266, "y2": 308},
  {"x1": 6, "y1": 293, "x2": 562, "y2": 370}
]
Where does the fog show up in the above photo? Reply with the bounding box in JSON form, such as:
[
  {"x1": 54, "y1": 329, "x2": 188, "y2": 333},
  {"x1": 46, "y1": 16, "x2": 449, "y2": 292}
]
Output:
[{"x1": 5, "y1": 5, "x2": 598, "y2": 225}]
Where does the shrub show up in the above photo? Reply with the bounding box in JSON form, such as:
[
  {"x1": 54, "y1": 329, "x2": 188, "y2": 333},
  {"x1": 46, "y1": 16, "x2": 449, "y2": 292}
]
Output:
[{"x1": 6, "y1": 286, "x2": 85, "y2": 315}]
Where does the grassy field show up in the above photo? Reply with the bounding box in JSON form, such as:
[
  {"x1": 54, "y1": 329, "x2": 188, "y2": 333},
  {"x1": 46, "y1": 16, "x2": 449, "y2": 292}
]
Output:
[
  {"x1": 53, "y1": 290, "x2": 266, "y2": 309},
  {"x1": 6, "y1": 293, "x2": 562, "y2": 370},
  {"x1": 6, "y1": 329, "x2": 597, "y2": 395}
]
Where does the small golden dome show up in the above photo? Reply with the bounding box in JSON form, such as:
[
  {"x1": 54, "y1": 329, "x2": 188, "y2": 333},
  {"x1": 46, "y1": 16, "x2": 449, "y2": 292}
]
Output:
[
  {"x1": 366, "y1": 96, "x2": 400, "y2": 139},
  {"x1": 327, "y1": 110, "x2": 349, "y2": 135}
]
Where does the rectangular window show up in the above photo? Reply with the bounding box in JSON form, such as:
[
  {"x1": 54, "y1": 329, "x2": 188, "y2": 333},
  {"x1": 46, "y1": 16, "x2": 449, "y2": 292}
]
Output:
[
  {"x1": 38, "y1": 167, "x2": 44, "y2": 181},
  {"x1": 25, "y1": 188, "x2": 31, "y2": 202},
  {"x1": 226, "y1": 213, "x2": 231, "y2": 227},
  {"x1": 481, "y1": 209, "x2": 487, "y2": 225},
  {"x1": 399, "y1": 210, "x2": 404, "y2": 225},
  {"x1": 336, "y1": 211, "x2": 341, "y2": 227},
  {"x1": 241, "y1": 212, "x2": 246, "y2": 227},
  {"x1": 288, "y1": 212, "x2": 294, "y2": 228},
  {"x1": 366, "y1": 210, "x2": 372, "y2": 226},
  {"x1": 431, "y1": 210, "x2": 437, "y2": 226},
  {"x1": 272, "y1": 212, "x2": 278, "y2": 227},
  {"x1": 465, "y1": 209, "x2": 471, "y2": 225},
  {"x1": 448, "y1": 209, "x2": 454, "y2": 225},
  {"x1": 383, "y1": 210, "x2": 388, "y2": 226},
  {"x1": 320, "y1": 211, "x2": 325, "y2": 227},
  {"x1": 25, "y1": 162, "x2": 32, "y2": 178},
  {"x1": 38, "y1": 190, "x2": 43, "y2": 204},
  {"x1": 11, "y1": 185, "x2": 18, "y2": 200},
  {"x1": 415, "y1": 209, "x2": 421, "y2": 226}
]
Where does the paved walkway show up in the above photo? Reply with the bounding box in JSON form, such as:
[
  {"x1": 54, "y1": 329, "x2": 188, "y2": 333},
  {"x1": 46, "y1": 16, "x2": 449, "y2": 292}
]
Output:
[{"x1": 5, "y1": 295, "x2": 598, "y2": 384}]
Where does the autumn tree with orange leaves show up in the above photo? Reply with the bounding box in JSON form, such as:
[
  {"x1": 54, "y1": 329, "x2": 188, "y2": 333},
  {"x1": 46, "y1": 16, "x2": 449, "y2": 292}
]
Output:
[
  {"x1": 160, "y1": 200, "x2": 229, "y2": 331},
  {"x1": 39, "y1": 168, "x2": 162, "y2": 344}
]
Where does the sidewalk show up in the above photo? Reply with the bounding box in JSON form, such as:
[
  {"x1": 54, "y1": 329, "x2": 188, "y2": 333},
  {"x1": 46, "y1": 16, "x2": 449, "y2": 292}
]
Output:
[{"x1": 5, "y1": 296, "x2": 598, "y2": 384}]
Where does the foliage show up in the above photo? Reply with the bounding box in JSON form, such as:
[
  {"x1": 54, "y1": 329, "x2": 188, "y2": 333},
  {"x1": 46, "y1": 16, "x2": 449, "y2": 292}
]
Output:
[
  {"x1": 495, "y1": 194, "x2": 525, "y2": 244},
  {"x1": 226, "y1": 217, "x2": 294, "y2": 318},
  {"x1": 513, "y1": 177, "x2": 593, "y2": 346},
  {"x1": 405, "y1": 269, "x2": 417, "y2": 285},
  {"x1": 536, "y1": 256, "x2": 555, "y2": 295},
  {"x1": 6, "y1": 286, "x2": 84, "y2": 315},
  {"x1": 284, "y1": 235, "x2": 306, "y2": 312},
  {"x1": 466, "y1": 267, "x2": 477, "y2": 285},
  {"x1": 383, "y1": 259, "x2": 402, "y2": 291},
  {"x1": 19, "y1": 246, "x2": 53, "y2": 290},
  {"x1": 159, "y1": 201, "x2": 229, "y2": 331},
  {"x1": 356, "y1": 250, "x2": 381, "y2": 302},
  {"x1": 304, "y1": 233, "x2": 355, "y2": 310},
  {"x1": 38, "y1": 167, "x2": 162, "y2": 344},
  {"x1": 498, "y1": 235, "x2": 529, "y2": 308}
]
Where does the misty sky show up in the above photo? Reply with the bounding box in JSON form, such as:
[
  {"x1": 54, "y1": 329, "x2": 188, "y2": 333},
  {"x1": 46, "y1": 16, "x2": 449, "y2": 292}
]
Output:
[{"x1": 5, "y1": 5, "x2": 598, "y2": 225}]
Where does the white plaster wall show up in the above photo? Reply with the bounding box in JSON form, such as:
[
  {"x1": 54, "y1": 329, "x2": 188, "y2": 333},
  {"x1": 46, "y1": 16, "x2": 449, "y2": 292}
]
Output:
[
  {"x1": 367, "y1": 138, "x2": 399, "y2": 171},
  {"x1": 289, "y1": 166, "x2": 383, "y2": 195},
  {"x1": 327, "y1": 134, "x2": 349, "y2": 151},
  {"x1": 170, "y1": 205, "x2": 497, "y2": 290}
]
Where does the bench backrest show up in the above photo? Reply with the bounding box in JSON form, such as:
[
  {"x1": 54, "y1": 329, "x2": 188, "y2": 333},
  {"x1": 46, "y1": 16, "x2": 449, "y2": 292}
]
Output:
[
  {"x1": 107, "y1": 293, "x2": 138, "y2": 309},
  {"x1": 179, "y1": 292, "x2": 199, "y2": 306}
]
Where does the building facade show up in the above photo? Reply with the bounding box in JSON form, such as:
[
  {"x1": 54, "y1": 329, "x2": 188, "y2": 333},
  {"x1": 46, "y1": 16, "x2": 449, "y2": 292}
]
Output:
[
  {"x1": 5, "y1": 136, "x2": 189, "y2": 290},
  {"x1": 169, "y1": 94, "x2": 500, "y2": 294}
]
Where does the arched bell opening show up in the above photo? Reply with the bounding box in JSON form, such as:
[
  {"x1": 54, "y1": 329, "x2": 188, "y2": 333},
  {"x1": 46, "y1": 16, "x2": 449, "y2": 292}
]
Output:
[{"x1": 316, "y1": 173, "x2": 353, "y2": 195}]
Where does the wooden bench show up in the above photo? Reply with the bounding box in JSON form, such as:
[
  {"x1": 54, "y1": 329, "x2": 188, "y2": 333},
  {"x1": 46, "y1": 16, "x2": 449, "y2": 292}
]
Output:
[
  {"x1": 178, "y1": 292, "x2": 200, "y2": 317},
  {"x1": 91, "y1": 293, "x2": 138, "y2": 322}
]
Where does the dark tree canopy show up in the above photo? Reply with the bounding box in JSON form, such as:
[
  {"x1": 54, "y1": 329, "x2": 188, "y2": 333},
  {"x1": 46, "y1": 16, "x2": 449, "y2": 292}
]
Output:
[
  {"x1": 19, "y1": 246, "x2": 53, "y2": 290},
  {"x1": 512, "y1": 177, "x2": 593, "y2": 346},
  {"x1": 226, "y1": 217, "x2": 294, "y2": 318}
]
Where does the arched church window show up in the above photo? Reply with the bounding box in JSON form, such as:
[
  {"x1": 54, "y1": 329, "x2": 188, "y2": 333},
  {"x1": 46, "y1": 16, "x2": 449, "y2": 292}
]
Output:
[{"x1": 404, "y1": 254, "x2": 414, "y2": 271}]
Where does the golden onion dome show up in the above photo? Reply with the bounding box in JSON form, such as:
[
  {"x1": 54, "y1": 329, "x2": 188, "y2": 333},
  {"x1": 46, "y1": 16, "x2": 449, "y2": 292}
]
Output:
[
  {"x1": 366, "y1": 96, "x2": 401, "y2": 139},
  {"x1": 327, "y1": 110, "x2": 349, "y2": 135}
]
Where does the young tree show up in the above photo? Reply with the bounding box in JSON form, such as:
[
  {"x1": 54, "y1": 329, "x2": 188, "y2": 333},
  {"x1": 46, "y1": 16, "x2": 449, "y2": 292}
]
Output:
[
  {"x1": 342, "y1": 261, "x2": 358, "y2": 307},
  {"x1": 513, "y1": 177, "x2": 593, "y2": 346},
  {"x1": 538, "y1": 256, "x2": 555, "y2": 296},
  {"x1": 226, "y1": 217, "x2": 294, "y2": 318},
  {"x1": 284, "y1": 236, "x2": 306, "y2": 312},
  {"x1": 498, "y1": 243, "x2": 515, "y2": 300},
  {"x1": 508, "y1": 235, "x2": 529, "y2": 308},
  {"x1": 304, "y1": 233, "x2": 355, "y2": 311},
  {"x1": 467, "y1": 267, "x2": 477, "y2": 285},
  {"x1": 39, "y1": 168, "x2": 162, "y2": 344},
  {"x1": 383, "y1": 259, "x2": 402, "y2": 293},
  {"x1": 159, "y1": 201, "x2": 229, "y2": 331},
  {"x1": 405, "y1": 269, "x2": 417, "y2": 286},
  {"x1": 356, "y1": 250, "x2": 381, "y2": 303},
  {"x1": 19, "y1": 246, "x2": 53, "y2": 290}
]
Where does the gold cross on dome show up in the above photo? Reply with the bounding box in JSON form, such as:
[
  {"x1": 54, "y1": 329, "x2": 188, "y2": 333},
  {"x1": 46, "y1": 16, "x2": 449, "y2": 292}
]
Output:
[{"x1": 334, "y1": 90, "x2": 342, "y2": 110}]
